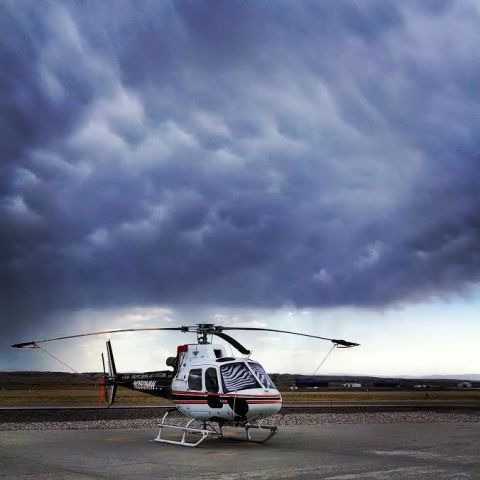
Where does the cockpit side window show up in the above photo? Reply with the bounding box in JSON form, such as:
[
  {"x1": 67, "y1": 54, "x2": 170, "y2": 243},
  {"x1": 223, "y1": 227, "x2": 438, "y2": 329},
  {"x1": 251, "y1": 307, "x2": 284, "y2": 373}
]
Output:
[
  {"x1": 249, "y1": 362, "x2": 275, "y2": 389},
  {"x1": 220, "y1": 362, "x2": 260, "y2": 393},
  {"x1": 188, "y1": 368, "x2": 202, "y2": 391},
  {"x1": 205, "y1": 367, "x2": 219, "y2": 393}
]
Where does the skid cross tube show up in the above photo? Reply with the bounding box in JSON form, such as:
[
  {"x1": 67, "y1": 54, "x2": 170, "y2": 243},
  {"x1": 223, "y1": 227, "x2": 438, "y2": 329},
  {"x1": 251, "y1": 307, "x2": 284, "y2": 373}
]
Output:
[{"x1": 153, "y1": 410, "x2": 214, "y2": 448}]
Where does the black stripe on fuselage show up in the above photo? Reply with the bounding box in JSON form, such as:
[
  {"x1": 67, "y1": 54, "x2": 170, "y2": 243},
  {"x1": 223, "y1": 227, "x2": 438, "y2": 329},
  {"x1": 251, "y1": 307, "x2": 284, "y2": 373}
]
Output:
[{"x1": 111, "y1": 380, "x2": 171, "y2": 398}]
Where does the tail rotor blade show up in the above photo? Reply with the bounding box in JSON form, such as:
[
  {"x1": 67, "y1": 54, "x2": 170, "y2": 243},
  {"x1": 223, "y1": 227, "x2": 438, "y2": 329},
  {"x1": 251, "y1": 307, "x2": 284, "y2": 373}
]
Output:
[
  {"x1": 98, "y1": 376, "x2": 107, "y2": 403},
  {"x1": 101, "y1": 353, "x2": 106, "y2": 376}
]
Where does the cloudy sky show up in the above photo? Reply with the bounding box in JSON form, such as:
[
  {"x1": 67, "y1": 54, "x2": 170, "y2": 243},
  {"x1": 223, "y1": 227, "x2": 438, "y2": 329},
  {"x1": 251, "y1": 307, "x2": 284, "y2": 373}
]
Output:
[{"x1": 2, "y1": 1, "x2": 479, "y2": 376}]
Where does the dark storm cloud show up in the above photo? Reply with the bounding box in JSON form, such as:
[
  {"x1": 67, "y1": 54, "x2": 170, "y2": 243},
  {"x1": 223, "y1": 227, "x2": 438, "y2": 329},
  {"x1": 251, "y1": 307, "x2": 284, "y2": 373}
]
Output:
[{"x1": 1, "y1": 0, "x2": 480, "y2": 334}]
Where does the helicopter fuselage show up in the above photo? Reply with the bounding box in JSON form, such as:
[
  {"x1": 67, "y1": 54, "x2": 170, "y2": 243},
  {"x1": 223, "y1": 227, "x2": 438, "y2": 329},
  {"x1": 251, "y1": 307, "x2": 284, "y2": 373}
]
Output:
[
  {"x1": 171, "y1": 343, "x2": 282, "y2": 422},
  {"x1": 109, "y1": 342, "x2": 282, "y2": 422}
]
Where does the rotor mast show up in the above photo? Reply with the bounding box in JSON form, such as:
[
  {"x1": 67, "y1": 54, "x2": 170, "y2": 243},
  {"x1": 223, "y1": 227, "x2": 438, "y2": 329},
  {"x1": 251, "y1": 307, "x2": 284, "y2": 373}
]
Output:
[{"x1": 196, "y1": 324, "x2": 215, "y2": 344}]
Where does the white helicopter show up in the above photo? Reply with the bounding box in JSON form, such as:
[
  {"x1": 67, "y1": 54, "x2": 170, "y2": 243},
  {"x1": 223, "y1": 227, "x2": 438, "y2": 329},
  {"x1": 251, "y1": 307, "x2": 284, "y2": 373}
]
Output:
[{"x1": 12, "y1": 323, "x2": 359, "y2": 447}]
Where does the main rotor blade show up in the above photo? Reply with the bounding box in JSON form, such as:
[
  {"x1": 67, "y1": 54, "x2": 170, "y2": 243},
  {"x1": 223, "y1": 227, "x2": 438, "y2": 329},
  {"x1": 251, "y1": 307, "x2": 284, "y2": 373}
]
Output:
[
  {"x1": 217, "y1": 327, "x2": 360, "y2": 348},
  {"x1": 213, "y1": 331, "x2": 251, "y2": 355},
  {"x1": 11, "y1": 327, "x2": 188, "y2": 348}
]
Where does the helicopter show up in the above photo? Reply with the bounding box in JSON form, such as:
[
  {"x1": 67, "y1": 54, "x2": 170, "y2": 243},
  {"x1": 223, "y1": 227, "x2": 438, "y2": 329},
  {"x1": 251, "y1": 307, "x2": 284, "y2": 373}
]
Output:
[{"x1": 12, "y1": 323, "x2": 359, "y2": 447}]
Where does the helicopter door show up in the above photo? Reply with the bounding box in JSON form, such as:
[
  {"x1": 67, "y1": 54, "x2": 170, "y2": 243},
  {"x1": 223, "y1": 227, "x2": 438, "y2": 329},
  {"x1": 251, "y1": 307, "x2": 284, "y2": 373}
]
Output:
[
  {"x1": 205, "y1": 367, "x2": 222, "y2": 409},
  {"x1": 182, "y1": 368, "x2": 208, "y2": 416}
]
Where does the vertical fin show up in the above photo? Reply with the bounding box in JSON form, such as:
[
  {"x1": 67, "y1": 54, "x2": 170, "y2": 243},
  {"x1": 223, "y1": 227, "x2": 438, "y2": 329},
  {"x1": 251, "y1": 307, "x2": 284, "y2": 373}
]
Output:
[
  {"x1": 106, "y1": 340, "x2": 117, "y2": 376},
  {"x1": 106, "y1": 384, "x2": 117, "y2": 408},
  {"x1": 105, "y1": 341, "x2": 117, "y2": 407}
]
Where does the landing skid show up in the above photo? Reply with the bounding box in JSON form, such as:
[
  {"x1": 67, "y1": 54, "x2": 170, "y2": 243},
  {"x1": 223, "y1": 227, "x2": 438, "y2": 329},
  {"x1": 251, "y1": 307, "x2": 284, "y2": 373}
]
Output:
[
  {"x1": 153, "y1": 409, "x2": 278, "y2": 447},
  {"x1": 223, "y1": 422, "x2": 278, "y2": 444}
]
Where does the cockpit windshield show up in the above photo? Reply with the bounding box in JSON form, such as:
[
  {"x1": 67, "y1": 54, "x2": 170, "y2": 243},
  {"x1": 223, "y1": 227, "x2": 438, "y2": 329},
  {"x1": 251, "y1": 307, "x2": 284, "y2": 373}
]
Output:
[
  {"x1": 220, "y1": 362, "x2": 260, "y2": 393},
  {"x1": 248, "y1": 361, "x2": 276, "y2": 389}
]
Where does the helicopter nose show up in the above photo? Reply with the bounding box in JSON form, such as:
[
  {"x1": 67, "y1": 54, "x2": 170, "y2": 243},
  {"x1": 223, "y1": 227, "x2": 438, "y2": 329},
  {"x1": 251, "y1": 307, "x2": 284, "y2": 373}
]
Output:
[
  {"x1": 246, "y1": 395, "x2": 282, "y2": 419},
  {"x1": 249, "y1": 402, "x2": 282, "y2": 419}
]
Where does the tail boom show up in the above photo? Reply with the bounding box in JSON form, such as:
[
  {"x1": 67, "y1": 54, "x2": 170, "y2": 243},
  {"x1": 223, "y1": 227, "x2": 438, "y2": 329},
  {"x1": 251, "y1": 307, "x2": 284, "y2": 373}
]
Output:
[{"x1": 101, "y1": 341, "x2": 173, "y2": 406}]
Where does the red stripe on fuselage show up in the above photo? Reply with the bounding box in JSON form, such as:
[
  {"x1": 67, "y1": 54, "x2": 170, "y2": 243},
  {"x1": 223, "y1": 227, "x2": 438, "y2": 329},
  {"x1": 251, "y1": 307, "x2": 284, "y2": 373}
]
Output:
[
  {"x1": 172, "y1": 390, "x2": 281, "y2": 398},
  {"x1": 174, "y1": 400, "x2": 208, "y2": 405},
  {"x1": 174, "y1": 400, "x2": 282, "y2": 405}
]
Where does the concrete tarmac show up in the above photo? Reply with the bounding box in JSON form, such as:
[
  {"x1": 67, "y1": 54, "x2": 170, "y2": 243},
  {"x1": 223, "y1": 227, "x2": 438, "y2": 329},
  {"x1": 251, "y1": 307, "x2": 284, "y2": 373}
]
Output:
[
  {"x1": 2, "y1": 401, "x2": 479, "y2": 409},
  {"x1": 1, "y1": 424, "x2": 479, "y2": 479}
]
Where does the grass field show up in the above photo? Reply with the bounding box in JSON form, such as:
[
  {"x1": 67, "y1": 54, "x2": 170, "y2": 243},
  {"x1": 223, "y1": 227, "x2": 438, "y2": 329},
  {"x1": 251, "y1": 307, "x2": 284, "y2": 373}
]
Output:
[
  {"x1": 1, "y1": 386, "x2": 479, "y2": 406},
  {"x1": 281, "y1": 390, "x2": 480, "y2": 403},
  {"x1": 0, "y1": 387, "x2": 171, "y2": 405}
]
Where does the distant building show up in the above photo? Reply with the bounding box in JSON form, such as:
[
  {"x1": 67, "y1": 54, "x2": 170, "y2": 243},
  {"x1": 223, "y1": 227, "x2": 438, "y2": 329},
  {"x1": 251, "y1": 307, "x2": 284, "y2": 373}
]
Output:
[
  {"x1": 343, "y1": 382, "x2": 361, "y2": 388},
  {"x1": 457, "y1": 381, "x2": 472, "y2": 389}
]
